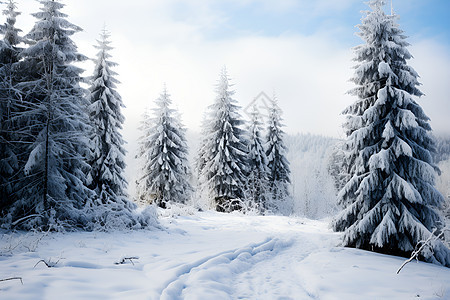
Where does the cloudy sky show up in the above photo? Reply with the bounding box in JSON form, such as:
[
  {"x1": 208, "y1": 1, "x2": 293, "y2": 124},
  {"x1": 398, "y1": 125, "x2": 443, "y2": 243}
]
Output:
[{"x1": 11, "y1": 0, "x2": 450, "y2": 194}]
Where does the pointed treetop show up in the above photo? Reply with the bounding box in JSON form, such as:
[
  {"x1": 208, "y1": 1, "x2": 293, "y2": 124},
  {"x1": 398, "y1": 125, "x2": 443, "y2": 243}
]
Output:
[
  {"x1": 217, "y1": 66, "x2": 230, "y2": 91},
  {"x1": 368, "y1": 0, "x2": 394, "y2": 15},
  {"x1": 102, "y1": 23, "x2": 108, "y2": 35},
  {"x1": 3, "y1": 0, "x2": 20, "y2": 19},
  {"x1": 221, "y1": 65, "x2": 228, "y2": 77},
  {"x1": 95, "y1": 25, "x2": 113, "y2": 52},
  {"x1": 153, "y1": 84, "x2": 173, "y2": 113},
  {"x1": 100, "y1": 25, "x2": 111, "y2": 43},
  {"x1": 159, "y1": 83, "x2": 170, "y2": 101},
  {"x1": 271, "y1": 91, "x2": 278, "y2": 104},
  {"x1": 368, "y1": 0, "x2": 386, "y2": 11},
  {"x1": 1, "y1": 0, "x2": 22, "y2": 46},
  {"x1": 33, "y1": 0, "x2": 69, "y2": 21},
  {"x1": 250, "y1": 103, "x2": 261, "y2": 124}
]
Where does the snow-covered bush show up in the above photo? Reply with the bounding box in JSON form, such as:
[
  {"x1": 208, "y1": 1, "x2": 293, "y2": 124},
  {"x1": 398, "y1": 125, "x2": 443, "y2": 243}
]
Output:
[
  {"x1": 82, "y1": 203, "x2": 159, "y2": 231},
  {"x1": 0, "y1": 229, "x2": 48, "y2": 255},
  {"x1": 157, "y1": 202, "x2": 198, "y2": 218}
]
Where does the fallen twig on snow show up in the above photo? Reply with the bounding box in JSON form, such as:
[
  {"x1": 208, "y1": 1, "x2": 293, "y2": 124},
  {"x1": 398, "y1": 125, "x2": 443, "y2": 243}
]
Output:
[
  {"x1": 0, "y1": 277, "x2": 23, "y2": 285},
  {"x1": 115, "y1": 256, "x2": 139, "y2": 265},
  {"x1": 34, "y1": 257, "x2": 62, "y2": 268}
]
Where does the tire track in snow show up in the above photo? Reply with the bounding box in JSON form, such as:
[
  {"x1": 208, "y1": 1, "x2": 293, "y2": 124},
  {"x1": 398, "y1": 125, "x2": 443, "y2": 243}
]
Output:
[{"x1": 159, "y1": 237, "x2": 293, "y2": 300}]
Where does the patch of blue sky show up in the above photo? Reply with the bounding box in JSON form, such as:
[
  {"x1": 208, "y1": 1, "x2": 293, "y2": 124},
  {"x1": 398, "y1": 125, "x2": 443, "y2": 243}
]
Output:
[
  {"x1": 170, "y1": 0, "x2": 449, "y2": 48},
  {"x1": 393, "y1": 0, "x2": 450, "y2": 45}
]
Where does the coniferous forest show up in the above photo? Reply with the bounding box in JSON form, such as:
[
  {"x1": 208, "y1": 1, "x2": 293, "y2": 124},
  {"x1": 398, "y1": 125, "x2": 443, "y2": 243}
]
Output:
[{"x1": 0, "y1": 0, "x2": 449, "y2": 298}]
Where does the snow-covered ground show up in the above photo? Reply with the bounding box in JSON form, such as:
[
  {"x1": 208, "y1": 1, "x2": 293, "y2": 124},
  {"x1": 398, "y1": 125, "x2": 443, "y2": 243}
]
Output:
[{"x1": 1, "y1": 211, "x2": 449, "y2": 299}]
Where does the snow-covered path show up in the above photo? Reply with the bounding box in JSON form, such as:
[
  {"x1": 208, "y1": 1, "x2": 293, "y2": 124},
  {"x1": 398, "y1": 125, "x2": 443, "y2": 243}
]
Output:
[{"x1": 1, "y1": 212, "x2": 449, "y2": 299}]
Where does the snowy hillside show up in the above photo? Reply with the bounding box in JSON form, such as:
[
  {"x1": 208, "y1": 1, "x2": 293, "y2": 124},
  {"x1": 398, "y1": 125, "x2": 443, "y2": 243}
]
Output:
[{"x1": 1, "y1": 210, "x2": 449, "y2": 299}]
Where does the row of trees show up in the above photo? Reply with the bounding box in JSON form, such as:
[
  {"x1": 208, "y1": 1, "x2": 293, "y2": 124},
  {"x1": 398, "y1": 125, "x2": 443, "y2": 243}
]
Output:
[
  {"x1": 0, "y1": 0, "x2": 151, "y2": 230},
  {"x1": 0, "y1": 0, "x2": 292, "y2": 231},
  {"x1": 136, "y1": 69, "x2": 292, "y2": 214}
]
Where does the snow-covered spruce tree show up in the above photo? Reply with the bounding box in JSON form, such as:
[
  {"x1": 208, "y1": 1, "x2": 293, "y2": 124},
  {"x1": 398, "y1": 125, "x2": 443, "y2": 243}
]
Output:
[
  {"x1": 6, "y1": 0, "x2": 94, "y2": 229},
  {"x1": 194, "y1": 114, "x2": 209, "y2": 186},
  {"x1": 137, "y1": 87, "x2": 192, "y2": 208},
  {"x1": 332, "y1": 0, "x2": 450, "y2": 267},
  {"x1": 245, "y1": 104, "x2": 270, "y2": 212},
  {"x1": 193, "y1": 113, "x2": 213, "y2": 209},
  {"x1": 135, "y1": 107, "x2": 152, "y2": 206},
  {"x1": 197, "y1": 68, "x2": 248, "y2": 212},
  {"x1": 0, "y1": 0, "x2": 23, "y2": 215},
  {"x1": 265, "y1": 95, "x2": 291, "y2": 214},
  {"x1": 84, "y1": 28, "x2": 140, "y2": 227}
]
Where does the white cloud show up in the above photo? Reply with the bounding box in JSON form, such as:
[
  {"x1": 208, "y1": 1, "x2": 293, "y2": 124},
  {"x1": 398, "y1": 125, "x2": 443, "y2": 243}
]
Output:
[{"x1": 410, "y1": 39, "x2": 450, "y2": 136}]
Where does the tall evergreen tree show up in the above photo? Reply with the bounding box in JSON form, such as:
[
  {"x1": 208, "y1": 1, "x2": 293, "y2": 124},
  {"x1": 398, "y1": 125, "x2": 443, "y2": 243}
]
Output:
[
  {"x1": 332, "y1": 0, "x2": 449, "y2": 266},
  {"x1": 194, "y1": 114, "x2": 209, "y2": 184},
  {"x1": 86, "y1": 28, "x2": 130, "y2": 210},
  {"x1": 193, "y1": 113, "x2": 212, "y2": 209},
  {"x1": 245, "y1": 104, "x2": 270, "y2": 212},
  {"x1": 5, "y1": 0, "x2": 93, "y2": 229},
  {"x1": 0, "y1": 0, "x2": 23, "y2": 215},
  {"x1": 265, "y1": 95, "x2": 291, "y2": 214},
  {"x1": 197, "y1": 68, "x2": 248, "y2": 212},
  {"x1": 137, "y1": 87, "x2": 192, "y2": 208},
  {"x1": 135, "y1": 107, "x2": 151, "y2": 206}
]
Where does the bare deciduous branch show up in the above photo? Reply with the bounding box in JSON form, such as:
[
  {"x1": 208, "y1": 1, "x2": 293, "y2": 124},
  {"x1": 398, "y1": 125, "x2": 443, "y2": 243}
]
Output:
[{"x1": 34, "y1": 256, "x2": 62, "y2": 268}]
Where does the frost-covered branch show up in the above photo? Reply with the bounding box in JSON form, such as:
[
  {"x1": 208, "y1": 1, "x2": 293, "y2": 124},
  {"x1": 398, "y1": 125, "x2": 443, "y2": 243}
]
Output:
[{"x1": 397, "y1": 227, "x2": 448, "y2": 274}]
